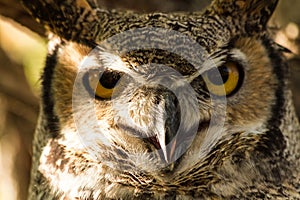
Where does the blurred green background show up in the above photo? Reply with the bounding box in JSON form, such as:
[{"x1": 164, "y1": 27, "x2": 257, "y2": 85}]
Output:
[{"x1": 0, "y1": 0, "x2": 299, "y2": 199}]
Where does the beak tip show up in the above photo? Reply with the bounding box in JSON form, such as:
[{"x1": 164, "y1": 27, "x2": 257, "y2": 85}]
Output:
[{"x1": 160, "y1": 138, "x2": 177, "y2": 164}]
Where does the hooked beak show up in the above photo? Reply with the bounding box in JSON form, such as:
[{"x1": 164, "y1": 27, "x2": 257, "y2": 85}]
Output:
[
  {"x1": 156, "y1": 127, "x2": 178, "y2": 163},
  {"x1": 146, "y1": 92, "x2": 181, "y2": 164}
]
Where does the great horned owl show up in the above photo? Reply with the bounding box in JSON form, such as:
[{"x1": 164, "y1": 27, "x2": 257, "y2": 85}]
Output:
[{"x1": 21, "y1": 0, "x2": 300, "y2": 199}]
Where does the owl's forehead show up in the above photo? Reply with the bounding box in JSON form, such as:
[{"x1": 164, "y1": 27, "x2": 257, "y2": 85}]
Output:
[
  {"x1": 120, "y1": 49, "x2": 198, "y2": 76},
  {"x1": 94, "y1": 12, "x2": 231, "y2": 53},
  {"x1": 78, "y1": 14, "x2": 231, "y2": 75},
  {"x1": 55, "y1": 11, "x2": 237, "y2": 78}
]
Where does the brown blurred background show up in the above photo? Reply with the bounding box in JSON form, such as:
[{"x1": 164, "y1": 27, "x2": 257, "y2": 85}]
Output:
[{"x1": 0, "y1": 1, "x2": 299, "y2": 199}]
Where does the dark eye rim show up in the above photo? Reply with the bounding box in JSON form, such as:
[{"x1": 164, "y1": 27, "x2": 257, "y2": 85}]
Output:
[{"x1": 82, "y1": 71, "x2": 95, "y2": 98}]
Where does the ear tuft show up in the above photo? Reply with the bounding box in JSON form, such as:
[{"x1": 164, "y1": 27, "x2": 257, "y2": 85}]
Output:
[
  {"x1": 208, "y1": 0, "x2": 279, "y2": 33},
  {"x1": 21, "y1": 0, "x2": 99, "y2": 41},
  {"x1": 75, "y1": 0, "x2": 97, "y2": 9}
]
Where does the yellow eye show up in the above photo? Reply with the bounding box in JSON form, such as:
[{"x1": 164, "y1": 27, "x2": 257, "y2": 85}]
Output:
[
  {"x1": 95, "y1": 82, "x2": 114, "y2": 99},
  {"x1": 88, "y1": 70, "x2": 121, "y2": 99},
  {"x1": 203, "y1": 61, "x2": 242, "y2": 96}
]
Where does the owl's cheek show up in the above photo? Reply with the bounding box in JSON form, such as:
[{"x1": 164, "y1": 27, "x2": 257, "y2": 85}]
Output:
[
  {"x1": 223, "y1": 38, "x2": 279, "y2": 129},
  {"x1": 50, "y1": 42, "x2": 93, "y2": 126}
]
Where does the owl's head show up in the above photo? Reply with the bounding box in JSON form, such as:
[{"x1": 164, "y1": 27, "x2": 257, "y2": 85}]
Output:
[{"x1": 26, "y1": 0, "x2": 297, "y2": 197}]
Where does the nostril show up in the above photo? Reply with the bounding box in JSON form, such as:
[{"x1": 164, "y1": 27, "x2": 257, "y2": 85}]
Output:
[{"x1": 145, "y1": 136, "x2": 161, "y2": 150}]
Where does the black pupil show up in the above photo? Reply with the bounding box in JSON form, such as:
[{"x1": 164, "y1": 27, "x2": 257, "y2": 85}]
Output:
[
  {"x1": 207, "y1": 66, "x2": 229, "y2": 85},
  {"x1": 99, "y1": 71, "x2": 121, "y2": 89}
]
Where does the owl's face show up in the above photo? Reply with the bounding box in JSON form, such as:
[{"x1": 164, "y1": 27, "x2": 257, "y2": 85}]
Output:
[
  {"x1": 51, "y1": 33, "x2": 279, "y2": 170},
  {"x1": 31, "y1": 0, "x2": 295, "y2": 198}
]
